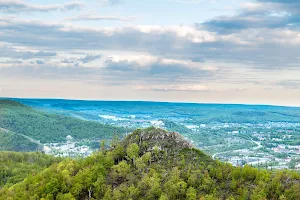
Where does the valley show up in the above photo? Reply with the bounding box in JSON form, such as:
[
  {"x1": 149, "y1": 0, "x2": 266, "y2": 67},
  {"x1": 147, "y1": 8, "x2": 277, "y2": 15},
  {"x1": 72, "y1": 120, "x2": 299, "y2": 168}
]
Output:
[{"x1": 4, "y1": 98, "x2": 300, "y2": 171}]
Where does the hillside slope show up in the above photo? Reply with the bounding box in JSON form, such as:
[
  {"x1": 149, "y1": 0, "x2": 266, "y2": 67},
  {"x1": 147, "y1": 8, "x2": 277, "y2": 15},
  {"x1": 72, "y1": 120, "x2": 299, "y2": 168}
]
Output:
[
  {"x1": 13, "y1": 98, "x2": 300, "y2": 123},
  {"x1": 0, "y1": 100, "x2": 128, "y2": 144},
  {"x1": 1, "y1": 128, "x2": 300, "y2": 200},
  {"x1": 0, "y1": 128, "x2": 40, "y2": 152},
  {"x1": 0, "y1": 151, "x2": 62, "y2": 188}
]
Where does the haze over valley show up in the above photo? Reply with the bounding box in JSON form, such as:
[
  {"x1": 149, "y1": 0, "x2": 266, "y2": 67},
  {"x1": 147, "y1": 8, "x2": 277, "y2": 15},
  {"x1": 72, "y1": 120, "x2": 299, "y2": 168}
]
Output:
[{"x1": 2, "y1": 98, "x2": 299, "y2": 171}]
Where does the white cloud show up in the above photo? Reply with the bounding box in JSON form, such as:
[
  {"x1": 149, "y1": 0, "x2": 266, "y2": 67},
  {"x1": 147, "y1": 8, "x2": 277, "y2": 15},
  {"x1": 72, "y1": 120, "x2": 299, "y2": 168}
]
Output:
[
  {"x1": 0, "y1": 0, "x2": 84, "y2": 13},
  {"x1": 68, "y1": 15, "x2": 135, "y2": 22},
  {"x1": 97, "y1": 0, "x2": 121, "y2": 6},
  {"x1": 134, "y1": 84, "x2": 217, "y2": 92},
  {"x1": 104, "y1": 55, "x2": 218, "y2": 78},
  {"x1": 173, "y1": 0, "x2": 217, "y2": 4},
  {"x1": 1, "y1": 0, "x2": 300, "y2": 104},
  {"x1": 1, "y1": 16, "x2": 300, "y2": 69},
  {"x1": 79, "y1": 54, "x2": 102, "y2": 63},
  {"x1": 0, "y1": 44, "x2": 57, "y2": 60}
]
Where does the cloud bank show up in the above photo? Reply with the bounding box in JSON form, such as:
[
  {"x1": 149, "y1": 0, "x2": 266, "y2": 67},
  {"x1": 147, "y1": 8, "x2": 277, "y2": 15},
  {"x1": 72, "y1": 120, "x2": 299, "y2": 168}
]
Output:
[
  {"x1": 1, "y1": 0, "x2": 300, "y2": 105},
  {"x1": 0, "y1": 0, "x2": 84, "y2": 13}
]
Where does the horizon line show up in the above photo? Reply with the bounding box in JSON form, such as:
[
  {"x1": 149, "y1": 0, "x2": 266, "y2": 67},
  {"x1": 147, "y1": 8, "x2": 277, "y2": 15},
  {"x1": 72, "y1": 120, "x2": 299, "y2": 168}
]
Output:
[{"x1": 2, "y1": 96, "x2": 300, "y2": 108}]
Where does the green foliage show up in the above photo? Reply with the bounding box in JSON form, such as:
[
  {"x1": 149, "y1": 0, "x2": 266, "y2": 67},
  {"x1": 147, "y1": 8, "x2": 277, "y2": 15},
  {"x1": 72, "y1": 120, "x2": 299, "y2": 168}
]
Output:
[
  {"x1": 0, "y1": 100, "x2": 127, "y2": 144},
  {"x1": 186, "y1": 187, "x2": 197, "y2": 200},
  {"x1": 0, "y1": 151, "x2": 62, "y2": 187},
  {"x1": 111, "y1": 160, "x2": 131, "y2": 180},
  {"x1": 126, "y1": 143, "x2": 140, "y2": 159},
  {"x1": 100, "y1": 140, "x2": 106, "y2": 152},
  {"x1": 1, "y1": 128, "x2": 300, "y2": 200},
  {"x1": 0, "y1": 129, "x2": 39, "y2": 152},
  {"x1": 162, "y1": 119, "x2": 192, "y2": 134}
]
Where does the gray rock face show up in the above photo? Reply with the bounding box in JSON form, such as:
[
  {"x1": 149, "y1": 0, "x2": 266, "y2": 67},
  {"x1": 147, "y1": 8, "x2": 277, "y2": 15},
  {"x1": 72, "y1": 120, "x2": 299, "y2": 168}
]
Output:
[{"x1": 123, "y1": 127, "x2": 195, "y2": 154}]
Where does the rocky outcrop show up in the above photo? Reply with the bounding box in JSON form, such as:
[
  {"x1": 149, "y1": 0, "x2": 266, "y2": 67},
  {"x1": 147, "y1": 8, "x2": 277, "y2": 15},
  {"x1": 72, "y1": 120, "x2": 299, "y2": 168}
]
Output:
[{"x1": 122, "y1": 127, "x2": 195, "y2": 155}]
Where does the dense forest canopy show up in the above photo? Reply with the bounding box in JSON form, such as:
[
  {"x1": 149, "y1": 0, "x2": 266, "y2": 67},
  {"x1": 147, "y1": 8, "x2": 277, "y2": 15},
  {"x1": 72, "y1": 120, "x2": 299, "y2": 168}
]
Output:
[
  {"x1": 0, "y1": 128, "x2": 39, "y2": 152},
  {"x1": 0, "y1": 100, "x2": 128, "y2": 144},
  {"x1": 1, "y1": 127, "x2": 299, "y2": 200},
  {"x1": 0, "y1": 151, "x2": 62, "y2": 188}
]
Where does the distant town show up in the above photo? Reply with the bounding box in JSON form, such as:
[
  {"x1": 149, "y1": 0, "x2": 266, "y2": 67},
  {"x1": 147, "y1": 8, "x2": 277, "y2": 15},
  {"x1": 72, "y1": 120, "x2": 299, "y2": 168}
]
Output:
[
  {"x1": 15, "y1": 98, "x2": 300, "y2": 171},
  {"x1": 42, "y1": 115, "x2": 300, "y2": 171}
]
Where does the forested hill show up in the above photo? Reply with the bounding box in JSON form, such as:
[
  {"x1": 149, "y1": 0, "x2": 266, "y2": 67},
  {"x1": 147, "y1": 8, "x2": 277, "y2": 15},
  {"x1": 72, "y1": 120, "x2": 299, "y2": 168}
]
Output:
[
  {"x1": 0, "y1": 100, "x2": 128, "y2": 144},
  {"x1": 0, "y1": 128, "x2": 39, "y2": 152},
  {"x1": 1, "y1": 127, "x2": 300, "y2": 200},
  {"x1": 12, "y1": 98, "x2": 300, "y2": 124},
  {"x1": 0, "y1": 151, "x2": 62, "y2": 188}
]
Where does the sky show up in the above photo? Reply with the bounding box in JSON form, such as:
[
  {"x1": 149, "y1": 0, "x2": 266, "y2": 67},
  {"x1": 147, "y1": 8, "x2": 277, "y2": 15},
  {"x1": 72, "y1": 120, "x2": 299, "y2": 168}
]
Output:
[{"x1": 1, "y1": 0, "x2": 300, "y2": 106}]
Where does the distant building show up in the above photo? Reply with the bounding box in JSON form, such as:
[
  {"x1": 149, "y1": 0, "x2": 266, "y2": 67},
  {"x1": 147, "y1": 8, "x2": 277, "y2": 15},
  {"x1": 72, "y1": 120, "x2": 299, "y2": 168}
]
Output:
[
  {"x1": 186, "y1": 125, "x2": 198, "y2": 130},
  {"x1": 43, "y1": 146, "x2": 51, "y2": 153},
  {"x1": 150, "y1": 120, "x2": 164, "y2": 127},
  {"x1": 66, "y1": 135, "x2": 73, "y2": 141},
  {"x1": 200, "y1": 124, "x2": 206, "y2": 128}
]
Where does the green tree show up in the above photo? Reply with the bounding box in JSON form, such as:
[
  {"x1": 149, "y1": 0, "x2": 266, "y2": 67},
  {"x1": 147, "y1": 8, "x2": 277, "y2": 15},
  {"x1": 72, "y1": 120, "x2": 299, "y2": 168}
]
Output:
[
  {"x1": 100, "y1": 140, "x2": 106, "y2": 152},
  {"x1": 126, "y1": 143, "x2": 140, "y2": 160},
  {"x1": 111, "y1": 161, "x2": 130, "y2": 180},
  {"x1": 57, "y1": 193, "x2": 75, "y2": 200},
  {"x1": 159, "y1": 193, "x2": 169, "y2": 200},
  {"x1": 186, "y1": 187, "x2": 197, "y2": 200}
]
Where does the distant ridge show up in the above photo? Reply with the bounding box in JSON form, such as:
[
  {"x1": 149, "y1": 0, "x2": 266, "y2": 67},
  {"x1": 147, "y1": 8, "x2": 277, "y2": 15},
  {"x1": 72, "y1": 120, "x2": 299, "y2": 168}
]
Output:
[
  {"x1": 9, "y1": 98, "x2": 300, "y2": 124},
  {"x1": 0, "y1": 99, "x2": 128, "y2": 145},
  {"x1": 5, "y1": 97, "x2": 300, "y2": 108}
]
